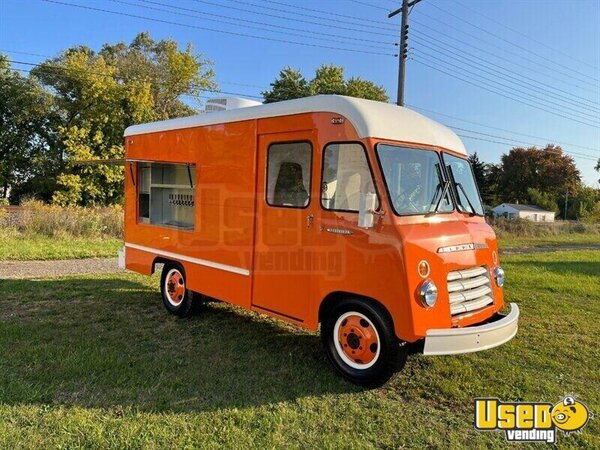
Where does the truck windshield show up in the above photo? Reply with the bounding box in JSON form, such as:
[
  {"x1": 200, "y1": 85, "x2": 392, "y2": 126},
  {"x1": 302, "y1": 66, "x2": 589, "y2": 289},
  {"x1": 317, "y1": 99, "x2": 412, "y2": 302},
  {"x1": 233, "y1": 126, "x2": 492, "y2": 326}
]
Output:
[
  {"x1": 443, "y1": 153, "x2": 484, "y2": 216},
  {"x1": 376, "y1": 144, "x2": 453, "y2": 216}
]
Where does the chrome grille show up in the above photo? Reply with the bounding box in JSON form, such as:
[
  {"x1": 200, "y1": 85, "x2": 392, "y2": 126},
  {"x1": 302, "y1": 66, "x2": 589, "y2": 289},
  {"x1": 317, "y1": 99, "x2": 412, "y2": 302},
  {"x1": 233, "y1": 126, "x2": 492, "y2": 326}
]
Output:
[{"x1": 447, "y1": 266, "x2": 493, "y2": 315}]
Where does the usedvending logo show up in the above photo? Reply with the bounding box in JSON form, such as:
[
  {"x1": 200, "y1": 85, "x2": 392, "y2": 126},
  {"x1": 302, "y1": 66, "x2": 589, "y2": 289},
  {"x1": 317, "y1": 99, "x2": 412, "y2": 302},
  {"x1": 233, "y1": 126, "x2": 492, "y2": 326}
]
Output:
[{"x1": 474, "y1": 396, "x2": 591, "y2": 443}]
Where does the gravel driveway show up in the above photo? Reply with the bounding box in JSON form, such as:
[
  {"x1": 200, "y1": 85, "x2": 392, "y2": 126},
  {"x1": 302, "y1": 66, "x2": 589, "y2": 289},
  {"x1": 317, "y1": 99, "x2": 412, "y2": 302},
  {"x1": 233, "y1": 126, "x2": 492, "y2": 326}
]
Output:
[{"x1": 0, "y1": 258, "x2": 122, "y2": 279}]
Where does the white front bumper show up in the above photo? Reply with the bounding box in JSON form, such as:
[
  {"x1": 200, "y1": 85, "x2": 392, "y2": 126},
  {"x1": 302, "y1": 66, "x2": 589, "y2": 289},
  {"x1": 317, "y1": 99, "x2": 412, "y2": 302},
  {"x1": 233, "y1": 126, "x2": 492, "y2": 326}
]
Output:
[{"x1": 423, "y1": 303, "x2": 519, "y2": 356}]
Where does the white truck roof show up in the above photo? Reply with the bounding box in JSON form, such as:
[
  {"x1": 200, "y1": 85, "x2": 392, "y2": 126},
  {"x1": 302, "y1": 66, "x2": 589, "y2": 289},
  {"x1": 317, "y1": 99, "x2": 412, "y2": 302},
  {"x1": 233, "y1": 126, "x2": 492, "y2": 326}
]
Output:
[{"x1": 124, "y1": 95, "x2": 467, "y2": 155}]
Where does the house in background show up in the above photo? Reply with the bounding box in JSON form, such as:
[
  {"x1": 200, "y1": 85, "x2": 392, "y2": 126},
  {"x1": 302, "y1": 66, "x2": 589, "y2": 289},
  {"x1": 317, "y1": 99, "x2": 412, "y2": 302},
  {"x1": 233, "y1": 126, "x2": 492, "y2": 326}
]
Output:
[{"x1": 492, "y1": 203, "x2": 556, "y2": 222}]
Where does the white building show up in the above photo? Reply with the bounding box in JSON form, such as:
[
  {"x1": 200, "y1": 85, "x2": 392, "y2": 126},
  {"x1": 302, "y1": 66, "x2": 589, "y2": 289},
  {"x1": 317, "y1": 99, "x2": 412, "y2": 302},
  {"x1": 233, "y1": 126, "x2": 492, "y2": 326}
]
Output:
[{"x1": 492, "y1": 203, "x2": 555, "y2": 222}]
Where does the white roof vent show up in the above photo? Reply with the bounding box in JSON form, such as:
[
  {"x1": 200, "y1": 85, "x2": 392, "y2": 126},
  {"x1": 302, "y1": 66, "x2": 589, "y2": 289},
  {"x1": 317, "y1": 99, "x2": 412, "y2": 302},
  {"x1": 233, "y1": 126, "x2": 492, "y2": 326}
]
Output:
[{"x1": 205, "y1": 97, "x2": 262, "y2": 113}]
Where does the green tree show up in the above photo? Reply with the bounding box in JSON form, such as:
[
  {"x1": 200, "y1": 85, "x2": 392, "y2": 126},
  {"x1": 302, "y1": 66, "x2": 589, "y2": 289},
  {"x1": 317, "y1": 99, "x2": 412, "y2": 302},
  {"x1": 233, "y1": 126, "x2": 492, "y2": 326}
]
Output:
[
  {"x1": 0, "y1": 55, "x2": 56, "y2": 202},
  {"x1": 309, "y1": 64, "x2": 346, "y2": 95},
  {"x1": 467, "y1": 152, "x2": 497, "y2": 205},
  {"x1": 263, "y1": 64, "x2": 388, "y2": 103},
  {"x1": 29, "y1": 33, "x2": 215, "y2": 206},
  {"x1": 262, "y1": 67, "x2": 310, "y2": 103},
  {"x1": 345, "y1": 77, "x2": 388, "y2": 101},
  {"x1": 495, "y1": 145, "x2": 581, "y2": 207},
  {"x1": 527, "y1": 187, "x2": 558, "y2": 213}
]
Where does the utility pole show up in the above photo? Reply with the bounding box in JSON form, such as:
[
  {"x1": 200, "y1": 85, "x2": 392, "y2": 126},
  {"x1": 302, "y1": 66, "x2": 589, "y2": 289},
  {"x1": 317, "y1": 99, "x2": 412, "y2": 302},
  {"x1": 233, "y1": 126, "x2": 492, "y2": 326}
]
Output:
[
  {"x1": 389, "y1": 0, "x2": 423, "y2": 106},
  {"x1": 564, "y1": 188, "x2": 569, "y2": 220}
]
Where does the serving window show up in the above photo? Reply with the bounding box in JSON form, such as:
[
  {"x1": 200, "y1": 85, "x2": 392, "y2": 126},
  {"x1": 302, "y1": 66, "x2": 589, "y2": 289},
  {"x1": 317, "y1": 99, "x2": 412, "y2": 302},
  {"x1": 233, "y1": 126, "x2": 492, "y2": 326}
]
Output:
[{"x1": 137, "y1": 162, "x2": 196, "y2": 230}]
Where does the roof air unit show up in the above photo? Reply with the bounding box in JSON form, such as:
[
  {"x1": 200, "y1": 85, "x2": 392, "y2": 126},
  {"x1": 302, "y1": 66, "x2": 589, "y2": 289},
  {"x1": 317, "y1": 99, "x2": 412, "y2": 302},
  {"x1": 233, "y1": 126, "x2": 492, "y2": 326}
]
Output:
[{"x1": 205, "y1": 97, "x2": 262, "y2": 113}]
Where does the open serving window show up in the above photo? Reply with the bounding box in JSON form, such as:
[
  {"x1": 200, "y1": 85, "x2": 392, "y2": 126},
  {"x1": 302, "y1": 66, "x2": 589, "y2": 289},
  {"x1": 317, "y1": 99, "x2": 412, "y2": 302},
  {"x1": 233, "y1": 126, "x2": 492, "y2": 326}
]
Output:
[{"x1": 137, "y1": 162, "x2": 196, "y2": 230}]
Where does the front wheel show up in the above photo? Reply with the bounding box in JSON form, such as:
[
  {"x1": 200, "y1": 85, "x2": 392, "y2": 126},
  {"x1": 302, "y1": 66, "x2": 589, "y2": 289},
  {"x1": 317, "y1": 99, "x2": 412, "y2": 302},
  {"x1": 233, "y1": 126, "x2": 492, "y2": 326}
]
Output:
[
  {"x1": 321, "y1": 299, "x2": 406, "y2": 388},
  {"x1": 160, "y1": 262, "x2": 195, "y2": 317}
]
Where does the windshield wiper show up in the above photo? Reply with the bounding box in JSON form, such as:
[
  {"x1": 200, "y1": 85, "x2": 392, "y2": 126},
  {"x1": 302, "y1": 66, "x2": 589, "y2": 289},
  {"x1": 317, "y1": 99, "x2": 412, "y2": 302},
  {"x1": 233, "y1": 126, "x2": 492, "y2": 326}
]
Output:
[
  {"x1": 456, "y1": 181, "x2": 478, "y2": 216},
  {"x1": 426, "y1": 180, "x2": 450, "y2": 216},
  {"x1": 447, "y1": 165, "x2": 478, "y2": 216}
]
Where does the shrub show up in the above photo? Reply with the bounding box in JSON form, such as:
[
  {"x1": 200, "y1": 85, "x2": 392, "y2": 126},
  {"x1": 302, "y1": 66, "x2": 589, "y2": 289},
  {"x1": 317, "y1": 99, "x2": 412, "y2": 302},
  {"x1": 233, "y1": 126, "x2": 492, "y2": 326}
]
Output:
[
  {"x1": 489, "y1": 217, "x2": 600, "y2": 238},
  {"x1": 0, "y1": 200, "x2": 122, "y2": 238}
]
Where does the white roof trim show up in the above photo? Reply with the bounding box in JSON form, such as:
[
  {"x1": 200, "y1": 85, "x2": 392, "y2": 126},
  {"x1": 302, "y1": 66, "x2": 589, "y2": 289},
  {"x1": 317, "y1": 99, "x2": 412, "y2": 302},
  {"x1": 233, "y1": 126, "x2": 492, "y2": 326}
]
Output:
[{"x1": 124, "y1": 95, "x2": 467, "y2": 155}]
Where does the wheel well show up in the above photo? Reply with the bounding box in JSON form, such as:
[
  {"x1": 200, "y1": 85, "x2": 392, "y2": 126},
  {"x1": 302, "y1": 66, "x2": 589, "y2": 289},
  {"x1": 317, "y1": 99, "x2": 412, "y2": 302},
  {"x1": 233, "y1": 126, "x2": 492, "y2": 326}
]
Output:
[
  {"x1": 318, "y1": 291, "x2": 394, "y2": 328},
  {"x1": 151, "y1": 257, "x2": 174, "y2": 274}
]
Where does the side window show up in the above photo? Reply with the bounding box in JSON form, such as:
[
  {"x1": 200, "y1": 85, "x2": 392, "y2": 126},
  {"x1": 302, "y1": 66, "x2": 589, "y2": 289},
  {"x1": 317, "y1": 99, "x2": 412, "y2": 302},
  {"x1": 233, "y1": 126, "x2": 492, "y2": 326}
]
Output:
[
  {"x1": 137, "y1": 162, "x2": 196, "y2": 230},
  {"x1": 321, "y1": 143, "x2": 378, "y2": 212},
  {"x1": 266, "y1": 142, "x2": 312, "y2": 208}
]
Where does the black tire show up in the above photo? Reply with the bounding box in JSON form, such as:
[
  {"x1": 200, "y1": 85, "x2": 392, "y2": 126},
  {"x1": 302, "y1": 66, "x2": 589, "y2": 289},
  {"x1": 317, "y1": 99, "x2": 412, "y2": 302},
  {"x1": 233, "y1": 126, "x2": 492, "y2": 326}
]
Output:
[
  {"x1": 160, "y1": 262, "x2": 195, "y2": 318},
  {"x1": 321, "y1": 298, "x2": 407, "y2": 388}
]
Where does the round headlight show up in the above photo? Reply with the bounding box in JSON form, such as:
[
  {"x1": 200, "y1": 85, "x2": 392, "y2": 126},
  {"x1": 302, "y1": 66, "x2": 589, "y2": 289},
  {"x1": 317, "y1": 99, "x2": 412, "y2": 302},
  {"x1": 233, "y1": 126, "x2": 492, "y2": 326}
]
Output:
[
  {"x1": 419, "y1": 279, "x2": 438, "y2": 307},
  {"x1": 493, "y1": 266, "x2": 505, "y2": 287}
]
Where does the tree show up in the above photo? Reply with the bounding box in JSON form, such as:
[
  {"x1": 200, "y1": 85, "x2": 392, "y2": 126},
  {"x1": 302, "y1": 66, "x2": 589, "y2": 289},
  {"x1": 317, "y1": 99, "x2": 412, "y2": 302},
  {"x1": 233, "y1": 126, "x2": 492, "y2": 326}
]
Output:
[
  {"x1": 262, "y1": 67, "x2": 310, "y2": 103},
  {"x1": 27, "y1": 33, "x2": 215, "y2": 206},
  {"x1": 527, "y1": 188, "x2": 558, "y2": 213},
  {"x1": 468, "y1": 152, "x2": 496, "y2": 205},
  {"x1": 263, "y1": 64, "x2": 388, "y2": 103},
  {"x1": 309, "y1": 64, "x2": 346, "y2": 95},
  {"x1": 345, "y1": 77, "x2": 388, "y2": 101},
  {"x1": 595, "y1": 158, "x2": 600, "y2": 184},
  {"x1": 495, "y1": 145, "x2": 581, "y2": 206},
  {"x1": 0, "y1": 56, "x2": 56, "y2": 202}
]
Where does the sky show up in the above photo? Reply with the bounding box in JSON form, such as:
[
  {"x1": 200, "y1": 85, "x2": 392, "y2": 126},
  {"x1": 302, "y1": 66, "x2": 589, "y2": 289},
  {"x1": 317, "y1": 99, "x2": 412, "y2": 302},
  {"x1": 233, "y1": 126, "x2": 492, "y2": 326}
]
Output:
[{"x1": 1, "y1": 0, "x2": 599, "y2": 187}]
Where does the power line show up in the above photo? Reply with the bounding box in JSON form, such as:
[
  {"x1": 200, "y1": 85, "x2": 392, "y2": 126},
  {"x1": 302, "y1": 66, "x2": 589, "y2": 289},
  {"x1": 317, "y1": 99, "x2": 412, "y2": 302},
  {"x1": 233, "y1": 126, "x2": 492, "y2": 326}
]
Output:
[
  {"x1": 412, "y1": 58, "x2": 599, "y2": 128},
  {"x1": 453, "y1": 0, "x2": 599, "y2": 71},
  {"x1": 1, "y1": 48, "x2": 265, "y2": 91},
  {"x1": 450, "y1": 128, "x2": 598, "y2": 161},
  {"x1": 407, "y1": 105, "x2": 600, "y2": 153},
  {"x1": 456, "y1": 134, "x2": 597, "y2": 162},
  {"x1": 427, "y1": 1, "x2": 600, "y2": 84},
  {"x1": 262, "y1": 0, "x2": 395, "y2": 26},
  {"x1": 187, "y1": 0, "x2": 398, "y2": 39},
  {"x1": 10, "y1": 61, "x2": 263, "y2": 99},
  {"x1": 123, "y1": 0, "x2": 394, "y2": 49},
  {"x1": 412, "y1": 42, "x2": 600, "y2": 119},
  {"x1": 40, "y1": 0, "x2": 397, "y2": 57},
  {"x1": 412, "y1": 10, "x2": 600, "y2": 89},
  {"x1": 10, "y1": 64, "x2": 598, "y2": 163},
  {"x1": 411, "y1": 30, "x2": 600, "y2": 108},
  {"x1": 217, "y1": 0, "x2": 386, "y2": 32},
  {"x1": 346, "y1": 0, "x2": 391, "y2": 12},
  {"x1": 410, "y1": 17, "x2": 599, "y2": 95}
]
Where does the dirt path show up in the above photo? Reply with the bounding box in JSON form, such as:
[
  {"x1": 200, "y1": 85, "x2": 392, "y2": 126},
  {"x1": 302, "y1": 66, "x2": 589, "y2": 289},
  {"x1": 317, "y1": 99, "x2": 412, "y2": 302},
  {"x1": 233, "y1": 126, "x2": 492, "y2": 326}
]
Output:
[
  {"x1": 0, "y1": 258, "x2": 122, "y2": 280},
  {"x1": 500, "y1": 243, "x2": 600, "y2": 255},
  {"x1": 1, "y1": 243, "x2": 598, "y2": 279}
]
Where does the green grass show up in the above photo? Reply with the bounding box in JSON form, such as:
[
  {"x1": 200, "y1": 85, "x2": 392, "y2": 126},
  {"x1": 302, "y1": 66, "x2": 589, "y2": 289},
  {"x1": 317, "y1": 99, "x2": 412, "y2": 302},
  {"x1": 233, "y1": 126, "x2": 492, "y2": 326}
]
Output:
[
  {"x1": 499, "y1": 233, "x2": 599, "y2": 249},
  {"x1": 0, "y1": 231, "x2": 121, "y2": 260},
  {"x1": 0, "y1": 250, "x2": 599, "y2": 448}
]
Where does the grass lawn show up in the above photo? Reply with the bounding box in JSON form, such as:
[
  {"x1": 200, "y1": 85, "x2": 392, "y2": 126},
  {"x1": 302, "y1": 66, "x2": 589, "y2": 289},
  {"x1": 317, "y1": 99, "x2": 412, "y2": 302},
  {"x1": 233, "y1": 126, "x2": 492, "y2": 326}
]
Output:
[
  {"x1": 498, "y1": 232, "x2": 599, "y2": 249},
  {"x1": 0, "y1": 250, "x2": 598, "y2": 448},
  {"x1": 0, "y1": 231, "x2": 121, "y2": 260}
]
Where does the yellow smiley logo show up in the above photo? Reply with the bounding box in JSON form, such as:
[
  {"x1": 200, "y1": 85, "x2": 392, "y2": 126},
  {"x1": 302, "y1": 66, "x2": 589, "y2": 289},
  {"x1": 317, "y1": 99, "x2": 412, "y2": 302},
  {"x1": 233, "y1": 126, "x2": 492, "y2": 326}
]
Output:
[{"x1": 551, "y1": 397, "x2": 590, "y2": 432}]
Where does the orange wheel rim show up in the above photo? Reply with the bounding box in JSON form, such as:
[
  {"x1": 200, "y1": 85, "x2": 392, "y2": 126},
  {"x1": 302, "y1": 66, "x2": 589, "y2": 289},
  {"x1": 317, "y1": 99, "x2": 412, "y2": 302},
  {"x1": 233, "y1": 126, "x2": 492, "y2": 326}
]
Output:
[
  {"x1": 336, "y1": 313, "x2": 379, "y2": 366},
  {"x1": 166, "y1": 269, "x2": 185, "y2": 306}
]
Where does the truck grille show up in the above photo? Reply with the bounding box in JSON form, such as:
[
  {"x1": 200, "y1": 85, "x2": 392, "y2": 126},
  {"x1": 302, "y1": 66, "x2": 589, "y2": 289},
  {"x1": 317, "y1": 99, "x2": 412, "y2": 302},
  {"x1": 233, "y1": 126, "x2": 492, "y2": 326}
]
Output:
[{"x1": 447, "y1": 266, "x2": 493, "y2": 316}]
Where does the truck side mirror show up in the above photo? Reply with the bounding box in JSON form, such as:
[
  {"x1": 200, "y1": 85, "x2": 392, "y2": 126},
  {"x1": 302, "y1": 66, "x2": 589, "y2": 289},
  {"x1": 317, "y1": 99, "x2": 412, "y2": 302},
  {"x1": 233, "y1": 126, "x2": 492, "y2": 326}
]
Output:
[{"x1": 358, "y1": 192, "x2": 378, "y2": 229}]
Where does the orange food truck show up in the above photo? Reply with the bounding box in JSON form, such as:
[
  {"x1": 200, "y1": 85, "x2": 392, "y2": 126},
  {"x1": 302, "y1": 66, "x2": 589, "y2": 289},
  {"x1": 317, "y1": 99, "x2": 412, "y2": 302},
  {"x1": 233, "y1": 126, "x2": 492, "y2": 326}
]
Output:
[{"x1": 122, "y1": 95, "x2": 519, "y2": 386}]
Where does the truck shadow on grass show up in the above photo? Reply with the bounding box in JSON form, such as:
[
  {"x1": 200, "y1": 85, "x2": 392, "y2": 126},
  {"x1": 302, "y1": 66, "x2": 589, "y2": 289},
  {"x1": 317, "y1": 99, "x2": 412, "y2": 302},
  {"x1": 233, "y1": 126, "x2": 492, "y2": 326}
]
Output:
[{"x1": 0, "y1": 276, "x2": 361, "y2": 413}]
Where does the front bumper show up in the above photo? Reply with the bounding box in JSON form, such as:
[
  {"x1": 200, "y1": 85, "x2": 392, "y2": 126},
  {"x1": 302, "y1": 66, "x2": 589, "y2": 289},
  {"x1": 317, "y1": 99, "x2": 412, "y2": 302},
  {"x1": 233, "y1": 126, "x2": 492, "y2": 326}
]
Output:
[{"x1": 422, "y1": 303, "x2": 519, "y2": 356}]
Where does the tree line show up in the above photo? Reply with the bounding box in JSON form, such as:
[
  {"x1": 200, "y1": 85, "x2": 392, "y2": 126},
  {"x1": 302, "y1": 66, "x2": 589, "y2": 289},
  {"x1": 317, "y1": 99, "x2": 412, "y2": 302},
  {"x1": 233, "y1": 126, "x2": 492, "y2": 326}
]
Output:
[
  {"x1": 1, "y1": 32, "x2": 598, "y2": 220},
  {"x1": 469, "y1": 146, "x2": 599, "y2": 220}
]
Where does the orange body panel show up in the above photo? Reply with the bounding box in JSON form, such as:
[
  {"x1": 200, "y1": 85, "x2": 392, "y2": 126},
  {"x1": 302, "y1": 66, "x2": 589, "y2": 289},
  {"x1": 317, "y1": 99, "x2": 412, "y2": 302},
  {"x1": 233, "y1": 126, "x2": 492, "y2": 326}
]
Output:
[{"x1": 124, "y1": 112, "x2": 504, "y2": 342}]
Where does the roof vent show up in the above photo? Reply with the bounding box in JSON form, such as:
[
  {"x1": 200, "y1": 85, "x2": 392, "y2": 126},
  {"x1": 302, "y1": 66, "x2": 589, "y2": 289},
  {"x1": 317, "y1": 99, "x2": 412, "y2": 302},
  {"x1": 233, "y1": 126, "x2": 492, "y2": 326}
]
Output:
[{"x1": 205, "y1": 97, "x2": 262, "y2": 113}]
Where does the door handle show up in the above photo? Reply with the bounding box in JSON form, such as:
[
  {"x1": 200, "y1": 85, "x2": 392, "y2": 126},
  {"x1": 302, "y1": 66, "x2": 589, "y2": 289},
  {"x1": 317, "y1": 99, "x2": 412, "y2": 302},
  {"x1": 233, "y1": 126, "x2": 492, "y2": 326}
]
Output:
[{"x1": 306, "y1": 214, "x2": 314, "y2": 228}]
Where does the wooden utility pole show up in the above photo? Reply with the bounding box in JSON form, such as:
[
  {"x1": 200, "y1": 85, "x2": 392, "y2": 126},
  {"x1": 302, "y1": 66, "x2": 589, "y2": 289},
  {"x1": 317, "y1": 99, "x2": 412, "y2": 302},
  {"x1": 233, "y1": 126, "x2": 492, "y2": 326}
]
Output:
[{"x1": 389, "y1": 0, "x2": 423, "y2": 106}]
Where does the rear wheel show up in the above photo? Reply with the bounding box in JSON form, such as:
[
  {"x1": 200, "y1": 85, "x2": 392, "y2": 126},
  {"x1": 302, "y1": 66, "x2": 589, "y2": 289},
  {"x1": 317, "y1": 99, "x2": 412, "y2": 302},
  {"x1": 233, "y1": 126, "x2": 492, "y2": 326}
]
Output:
[
  {"x1": 322, "y1": 299, "x2": 406, "y2": 388},
  {"x1": 160, "y1": 262, "x2": 195, "y2": 317}
]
